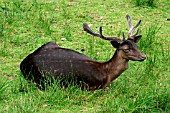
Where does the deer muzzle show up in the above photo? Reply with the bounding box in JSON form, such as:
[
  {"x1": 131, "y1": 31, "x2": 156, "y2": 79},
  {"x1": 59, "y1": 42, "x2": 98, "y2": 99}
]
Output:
[{"x1": 138, "y1": 53, "x2": 146, "y2": 61}]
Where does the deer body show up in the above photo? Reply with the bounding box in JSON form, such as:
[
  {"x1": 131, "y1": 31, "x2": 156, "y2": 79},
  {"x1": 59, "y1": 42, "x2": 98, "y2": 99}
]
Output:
[{"x1": 20, "y1": 15, "x2": 146, "y2": 90}]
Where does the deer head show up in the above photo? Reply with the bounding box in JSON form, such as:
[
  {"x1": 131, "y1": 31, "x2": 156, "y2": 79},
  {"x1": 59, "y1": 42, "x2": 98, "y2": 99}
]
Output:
[{"x1": 83, "y1": 14, "x2": 146, "y2": 61}]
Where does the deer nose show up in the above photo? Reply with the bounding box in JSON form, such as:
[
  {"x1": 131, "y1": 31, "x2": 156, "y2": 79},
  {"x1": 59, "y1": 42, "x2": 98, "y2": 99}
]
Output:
[{"x1": 141, "y1": 54, "x2": 146, "y2": 60}]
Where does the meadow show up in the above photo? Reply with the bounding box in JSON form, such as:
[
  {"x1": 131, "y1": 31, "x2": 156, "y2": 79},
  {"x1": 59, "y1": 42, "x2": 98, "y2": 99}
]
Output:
[{"x1": 0, "y1": 0, "x2": 169, "y2": 112}]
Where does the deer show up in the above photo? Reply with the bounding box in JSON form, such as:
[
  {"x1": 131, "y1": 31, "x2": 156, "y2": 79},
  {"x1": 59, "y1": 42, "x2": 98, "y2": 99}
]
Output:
[{"x1": 20, "y1": 14, "x2": 146, "y2": 90}]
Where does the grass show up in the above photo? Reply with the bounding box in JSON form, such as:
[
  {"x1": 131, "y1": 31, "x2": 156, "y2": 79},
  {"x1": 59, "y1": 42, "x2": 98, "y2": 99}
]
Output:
[
  {"x1": 133, "y1": 0, "x2": 158, "y2": 7},
  {"x1": 0, "y1": 0, "x2": 170, "y2": 112}
]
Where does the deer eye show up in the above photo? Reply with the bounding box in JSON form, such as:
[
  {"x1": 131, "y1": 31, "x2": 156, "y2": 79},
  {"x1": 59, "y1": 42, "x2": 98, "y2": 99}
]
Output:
[{"x1": 123, "y1": 49, "x2": 130, "y2": 53}]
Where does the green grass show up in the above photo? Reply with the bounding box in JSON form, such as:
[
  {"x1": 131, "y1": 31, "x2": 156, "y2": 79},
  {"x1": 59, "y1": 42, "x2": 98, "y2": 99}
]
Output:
[
  {"x1": 0, "y1": 0, "x2": 170, "y2": 112},
  {"x1": 133, "y1": 0, "x2": 158, "y2": 7}
]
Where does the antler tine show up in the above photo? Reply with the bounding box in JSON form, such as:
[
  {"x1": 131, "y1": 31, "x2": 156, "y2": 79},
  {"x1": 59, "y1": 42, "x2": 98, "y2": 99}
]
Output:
[
  {"x1": 132, "y1": 29, "x2": 139, "y2": 37},
  {"x1": 126, "y1": 14, "x2": 141, "y2": 39},
  {"x1": 99, "y1": 26, "x2": 112, "y2": 40},
  {"x1": 83, "y1": 23, "x2": 101, "y2": 37},
  {"x1": 129, "y1": 20, "x2": 141, "y2": 34},
  {"x1": 122, "y1": 31, "x2": 126, "y2": 41},
  {"x1": 83, "y1": 23, "x2": 123, "y2": 42},
  {"x1": 126, "y1": 14, "x2": 132, "y2": 28}
]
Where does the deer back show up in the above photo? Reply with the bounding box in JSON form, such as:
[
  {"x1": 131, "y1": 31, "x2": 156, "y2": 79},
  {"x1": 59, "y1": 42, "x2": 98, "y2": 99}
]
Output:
[{"x1": 20, "y1": 42, "x2": 107, "y2": 89}]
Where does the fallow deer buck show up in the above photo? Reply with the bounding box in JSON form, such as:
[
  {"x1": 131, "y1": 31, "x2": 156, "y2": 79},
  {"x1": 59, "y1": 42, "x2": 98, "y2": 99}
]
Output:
[{"x1": 20, "y1": 14, "x2": 146, "y2": 90}]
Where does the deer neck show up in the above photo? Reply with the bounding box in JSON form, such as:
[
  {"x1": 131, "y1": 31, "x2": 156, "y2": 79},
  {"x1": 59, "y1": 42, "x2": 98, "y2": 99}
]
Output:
[{"x1": 102, "y1": 50, "x2": 129, "y2": 81}]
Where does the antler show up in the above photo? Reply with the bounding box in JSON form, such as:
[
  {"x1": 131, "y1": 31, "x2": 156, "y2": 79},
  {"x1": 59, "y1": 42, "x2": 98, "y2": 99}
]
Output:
[
  {"x1": 83, "y1": 23, "x2": 124, "y2": 42},
  {"x1": 126, "y1": 14, "x2": 141, "y2": 40}
]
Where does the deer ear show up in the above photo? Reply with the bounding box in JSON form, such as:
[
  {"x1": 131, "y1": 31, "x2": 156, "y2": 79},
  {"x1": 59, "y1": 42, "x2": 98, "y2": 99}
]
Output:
[
  {"x1": 111, "y1": 41, "x2": 120, "y2": 48},
  {"x1": 134, "y1": 35, "x2": 142, "y2": 43}
]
